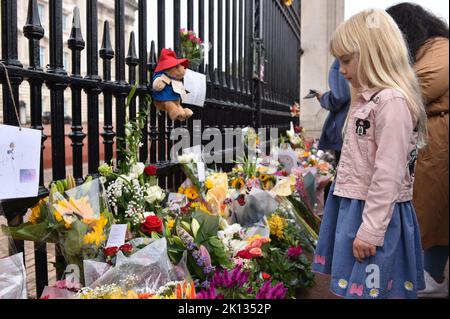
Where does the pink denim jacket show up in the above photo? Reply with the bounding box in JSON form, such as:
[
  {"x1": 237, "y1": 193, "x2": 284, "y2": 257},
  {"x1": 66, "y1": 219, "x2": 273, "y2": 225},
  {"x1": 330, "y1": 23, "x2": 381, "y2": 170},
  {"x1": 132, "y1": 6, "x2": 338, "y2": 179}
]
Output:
[{"x1": 334, "y1": 88, "x2": 418, "y2": 247}]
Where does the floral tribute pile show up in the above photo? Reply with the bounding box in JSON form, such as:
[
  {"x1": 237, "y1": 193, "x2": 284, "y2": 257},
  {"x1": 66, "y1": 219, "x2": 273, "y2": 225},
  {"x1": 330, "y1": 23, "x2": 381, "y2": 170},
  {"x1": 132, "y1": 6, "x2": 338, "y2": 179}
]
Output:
[{"x1": 1, "y1": 92, "x2": 335, "y2": 300}]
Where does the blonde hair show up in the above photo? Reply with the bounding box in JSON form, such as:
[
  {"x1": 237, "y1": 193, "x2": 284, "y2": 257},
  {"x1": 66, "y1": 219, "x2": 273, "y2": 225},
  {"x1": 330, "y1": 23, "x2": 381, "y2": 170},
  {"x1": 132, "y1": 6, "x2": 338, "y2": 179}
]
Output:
[{"x1": 331, "y1": 9, "x2": 428, "y2": 148}]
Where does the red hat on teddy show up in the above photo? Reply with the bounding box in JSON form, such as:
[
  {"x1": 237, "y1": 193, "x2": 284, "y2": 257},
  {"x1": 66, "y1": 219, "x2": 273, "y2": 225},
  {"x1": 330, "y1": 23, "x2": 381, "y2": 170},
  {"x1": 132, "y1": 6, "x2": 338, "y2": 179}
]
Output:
[{"x1": 155, "y1": 48, "x2": 189, "y2": 73}]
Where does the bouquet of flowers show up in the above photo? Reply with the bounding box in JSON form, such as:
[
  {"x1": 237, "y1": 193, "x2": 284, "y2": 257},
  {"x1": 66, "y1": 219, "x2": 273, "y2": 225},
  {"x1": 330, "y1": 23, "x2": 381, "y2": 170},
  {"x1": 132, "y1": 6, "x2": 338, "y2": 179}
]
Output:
[
  {"x1": 0, "y1": 219, "x2": 27, "y2": 299},
  {"x1": 179, "y1": 28, "x2": 205, "y2": 71},
  {"x1": 99, "y1": 92, "x2": 167, "y2": 238},
  {"x1": 77, "y1": 238, "x2": 196, "y2": 299},
  {"x1": 3, "y1": 176, "x2": 113, "y2": 285}
]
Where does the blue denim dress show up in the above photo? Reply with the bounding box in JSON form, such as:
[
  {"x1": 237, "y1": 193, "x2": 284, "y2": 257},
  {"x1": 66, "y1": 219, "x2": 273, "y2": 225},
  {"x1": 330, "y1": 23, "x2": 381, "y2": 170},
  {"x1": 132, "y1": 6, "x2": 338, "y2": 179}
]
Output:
[{"x1": 312, "y1": 181, "x2": 425, "y2": 299}]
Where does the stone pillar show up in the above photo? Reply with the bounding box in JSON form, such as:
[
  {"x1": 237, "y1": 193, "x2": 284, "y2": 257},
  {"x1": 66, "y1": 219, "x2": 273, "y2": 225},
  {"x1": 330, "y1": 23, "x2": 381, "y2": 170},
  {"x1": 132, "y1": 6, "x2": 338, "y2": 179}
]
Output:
[{"x1": 300, "y1": 0, "x2": 345, "y2": 138}]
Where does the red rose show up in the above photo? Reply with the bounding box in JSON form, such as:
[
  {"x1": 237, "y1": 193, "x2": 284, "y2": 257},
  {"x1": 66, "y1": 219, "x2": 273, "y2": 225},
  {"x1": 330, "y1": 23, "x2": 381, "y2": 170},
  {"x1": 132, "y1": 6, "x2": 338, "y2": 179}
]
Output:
[
  {"x1": 120, "y1": 243, "x2": 133, "y2": 253},
  {"x1": 236, "y1": 250, "x2": 253, "y2": 260},
  {"x1": 104, "y1": 247, "x2": 119, "y2": 257},
  {"x1": 144, "y1": 165, "x2": 158, "y2": 176},
  {"x1": 141, "y1": 216, "x2": 163, "y2": 235}
]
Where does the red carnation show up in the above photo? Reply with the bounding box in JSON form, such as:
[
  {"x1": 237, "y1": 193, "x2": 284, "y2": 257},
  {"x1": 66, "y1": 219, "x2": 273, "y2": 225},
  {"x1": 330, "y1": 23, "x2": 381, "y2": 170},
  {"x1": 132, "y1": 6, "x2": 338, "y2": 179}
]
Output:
[
  {"x1": 104, "y1": 247, "x2": 119, "y2": 257},
  {"x1": 262, "y1": 273, "x2": 271, "y2": 280},
  {"x1": 119, "y1": 243, "x2": 133, "y2": 253},
  {"x1": 144, "y1": 165, "x2": 158, "y2": 176},
  {"x1": 141, "y1": 216, "x2": 163, "y2": 236},
  {"x1": 287, "y1": 246, "x2": 303, "y2": 259}
]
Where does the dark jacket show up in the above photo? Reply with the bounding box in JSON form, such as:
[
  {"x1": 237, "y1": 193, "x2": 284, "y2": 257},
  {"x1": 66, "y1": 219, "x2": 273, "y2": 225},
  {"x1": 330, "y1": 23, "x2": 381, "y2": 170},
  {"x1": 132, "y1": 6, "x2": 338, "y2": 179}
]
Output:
[{"x1": 318, "y1": 59, "x2": 351, "y2": 151}]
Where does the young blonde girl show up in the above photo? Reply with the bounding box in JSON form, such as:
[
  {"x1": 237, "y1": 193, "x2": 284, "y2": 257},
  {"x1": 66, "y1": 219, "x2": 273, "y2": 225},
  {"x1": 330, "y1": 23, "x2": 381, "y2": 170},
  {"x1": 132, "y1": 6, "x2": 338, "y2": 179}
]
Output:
[{"x1": 312, "y1": 9, "x2": 427, "y2": 299}]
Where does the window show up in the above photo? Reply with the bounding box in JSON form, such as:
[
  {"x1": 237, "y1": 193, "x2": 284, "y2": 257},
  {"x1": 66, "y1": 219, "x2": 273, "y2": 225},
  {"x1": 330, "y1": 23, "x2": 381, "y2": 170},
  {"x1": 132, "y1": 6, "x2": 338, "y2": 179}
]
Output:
[
  {"x1": 38, "y1": 4, "x2": 45, "y2": 25},
  {"x1": 40, "y1": 46, "x2": 46, "y2": 67},
  {"x1": 63, "y1": 52, "x2": 70, "y2": 71},
  {"x1": 62, "y1": 14, "x2": 69, "y2": 32}
]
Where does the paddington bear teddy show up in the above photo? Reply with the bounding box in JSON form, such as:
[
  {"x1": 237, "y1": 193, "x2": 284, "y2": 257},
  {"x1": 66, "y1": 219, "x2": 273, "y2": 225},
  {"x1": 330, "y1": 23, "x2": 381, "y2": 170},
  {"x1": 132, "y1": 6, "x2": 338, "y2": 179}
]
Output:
[{"x1": 152, "y1": 48, "x2": 193, "y2": 122}]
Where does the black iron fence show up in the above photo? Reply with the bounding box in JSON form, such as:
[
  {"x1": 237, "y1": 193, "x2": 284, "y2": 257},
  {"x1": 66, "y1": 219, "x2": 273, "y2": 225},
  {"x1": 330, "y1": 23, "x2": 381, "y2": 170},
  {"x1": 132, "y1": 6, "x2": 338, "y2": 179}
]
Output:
[{"x1": 0, "y1": 0, "x2": 301, "y2": 297}]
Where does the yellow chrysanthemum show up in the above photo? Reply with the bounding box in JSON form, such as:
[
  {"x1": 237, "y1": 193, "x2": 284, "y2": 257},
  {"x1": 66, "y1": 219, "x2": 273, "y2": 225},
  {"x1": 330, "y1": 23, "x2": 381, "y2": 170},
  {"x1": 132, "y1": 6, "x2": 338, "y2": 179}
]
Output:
[
  {"x1": 178, "y1": 186, "x2": 186, "y2": 194},
  {"x1": 268, "y1": 215, "x2": 287, "y2": 240},
  {"x1": 185, "y1": 187, "x2": 199, "y2": 201},
  {"x1": 231, "y1": 178, "x2": 245, "y2": 190}
]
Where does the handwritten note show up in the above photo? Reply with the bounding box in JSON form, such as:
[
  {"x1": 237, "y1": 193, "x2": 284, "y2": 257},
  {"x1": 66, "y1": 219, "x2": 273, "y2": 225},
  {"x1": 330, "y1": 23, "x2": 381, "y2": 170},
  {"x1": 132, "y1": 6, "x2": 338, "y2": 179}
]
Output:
[
  {"x1": 167, "y1": 193, "x2": 187, "y2": 207},
  {"x1": 197, "y1": 162, "x2": 206, "y2": 182},
  {"x1": 0, "y1": 125, "x2": 41, "y2": 200},
  {"x1": 182, "y1": 69, "x2": 206, "y2": 107},
  {"x1": 106, "y1": 224, "x2": 128, "y2": 248}
]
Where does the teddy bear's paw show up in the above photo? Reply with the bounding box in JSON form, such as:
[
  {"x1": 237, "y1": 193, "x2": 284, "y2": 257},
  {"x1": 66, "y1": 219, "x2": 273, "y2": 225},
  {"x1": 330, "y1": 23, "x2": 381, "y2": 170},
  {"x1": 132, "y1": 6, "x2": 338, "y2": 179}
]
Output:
[{"x1": 182, "y1": 108, "x2": 194, "y2": 120}]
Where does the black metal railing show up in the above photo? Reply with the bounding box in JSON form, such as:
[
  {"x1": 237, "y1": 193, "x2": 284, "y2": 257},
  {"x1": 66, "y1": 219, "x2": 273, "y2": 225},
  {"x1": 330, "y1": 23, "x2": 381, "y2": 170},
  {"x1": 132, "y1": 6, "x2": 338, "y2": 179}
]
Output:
[{"x1": 1, "y1": 0, "x2": 301, "y2": 297}]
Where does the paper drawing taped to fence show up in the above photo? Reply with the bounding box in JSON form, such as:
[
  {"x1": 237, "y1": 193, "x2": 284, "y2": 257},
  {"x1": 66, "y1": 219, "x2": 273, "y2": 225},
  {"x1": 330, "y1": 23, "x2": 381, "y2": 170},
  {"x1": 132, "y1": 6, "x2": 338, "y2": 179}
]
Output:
[{"x1": 0, "y1": 125, "x2": 41, "y2": 200}]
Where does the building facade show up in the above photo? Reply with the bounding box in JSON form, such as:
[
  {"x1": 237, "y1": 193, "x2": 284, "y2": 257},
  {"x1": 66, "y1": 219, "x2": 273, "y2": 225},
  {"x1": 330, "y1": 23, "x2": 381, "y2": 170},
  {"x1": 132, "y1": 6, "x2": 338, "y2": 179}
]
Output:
[{"x1": 1, "y1": 0, "x2": 138, "y2": 124}]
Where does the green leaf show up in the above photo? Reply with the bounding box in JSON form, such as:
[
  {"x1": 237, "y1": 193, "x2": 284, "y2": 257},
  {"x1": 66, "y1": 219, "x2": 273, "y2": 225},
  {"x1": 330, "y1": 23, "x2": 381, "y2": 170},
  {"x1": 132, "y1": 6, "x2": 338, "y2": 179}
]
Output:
[
  {"x1": 3, "y1": 223, "x2": 58, "y2": 243},
  {"x1": 126, "y1": 85, "x2": 138, "y2": 108},
  {"x1": 193, "y1": 212, "x2": 220, "y2": 245}
]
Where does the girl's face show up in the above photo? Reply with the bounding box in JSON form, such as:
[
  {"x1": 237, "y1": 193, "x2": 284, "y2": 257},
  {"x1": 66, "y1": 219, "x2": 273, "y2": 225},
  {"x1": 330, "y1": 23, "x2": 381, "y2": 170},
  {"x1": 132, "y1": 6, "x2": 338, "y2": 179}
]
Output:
[{"x1": 339, "y1": 53, "x2": 360, "y2": 88}]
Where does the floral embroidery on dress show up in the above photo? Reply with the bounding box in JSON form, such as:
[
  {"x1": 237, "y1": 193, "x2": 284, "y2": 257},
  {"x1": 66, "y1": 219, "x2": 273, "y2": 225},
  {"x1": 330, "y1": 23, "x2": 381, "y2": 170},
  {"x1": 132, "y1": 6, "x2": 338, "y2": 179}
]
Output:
[
  {"x1": 404, "y1": 281, "x2": 414, "y2": 291},
  {"x1": 369, "y1": 289, "x2": 380, "y2": 298},
  {"x1": 314, "y1": 255, "x2": 326, "y2": 265},
  {"x1": 387, "y1": 280, "x2": 393, "y2": 291},
  {"x1": 349, "y1": 284, "x2": 364, "y2": 297},
  {"x1": 338, "y1": 279, "x2": 348, "y2": 289}
]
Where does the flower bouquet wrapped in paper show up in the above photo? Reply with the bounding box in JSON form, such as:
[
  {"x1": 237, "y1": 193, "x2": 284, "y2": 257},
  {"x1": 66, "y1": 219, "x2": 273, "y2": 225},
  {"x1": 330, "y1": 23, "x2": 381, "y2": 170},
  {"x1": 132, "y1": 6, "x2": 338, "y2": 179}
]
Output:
[
  {"x1": 78, "y1": 238, "x2": 196, "y2": 299},
  {"x1": 0, "y1": 219, "x2": 27, "y2": 299},
  {"x1": 179, "y1": 29, "x2": 205, "y2": 71},
  {"x1": 3, "y1": 176, "x2": 113, "y2": 285}
]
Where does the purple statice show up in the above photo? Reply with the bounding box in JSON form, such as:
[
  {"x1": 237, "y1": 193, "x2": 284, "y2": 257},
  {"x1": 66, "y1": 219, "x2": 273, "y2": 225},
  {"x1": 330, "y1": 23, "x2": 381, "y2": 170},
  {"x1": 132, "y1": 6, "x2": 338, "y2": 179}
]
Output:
[
  {"x1": 187, "y1": 241, "x2": 198, "y2": 251},
  {"x1": 203, "y1": 265, "x2": 215, "y2": 275},
  {"x1": 256, "y1": 282, "x2": 288, "y2": 299}
]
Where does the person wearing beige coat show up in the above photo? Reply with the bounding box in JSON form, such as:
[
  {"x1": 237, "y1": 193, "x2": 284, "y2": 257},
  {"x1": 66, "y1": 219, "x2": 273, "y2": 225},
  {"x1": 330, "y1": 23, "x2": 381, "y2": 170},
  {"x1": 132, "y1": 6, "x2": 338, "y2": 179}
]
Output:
[{"x1": 388, "y1": 3, "x2": 449, "y2": 299}]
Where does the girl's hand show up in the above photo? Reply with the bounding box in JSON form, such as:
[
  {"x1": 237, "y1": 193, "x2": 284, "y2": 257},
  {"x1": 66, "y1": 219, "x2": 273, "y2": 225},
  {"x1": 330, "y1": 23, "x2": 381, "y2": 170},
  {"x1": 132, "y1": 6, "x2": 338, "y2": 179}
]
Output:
[
  {"x1": 315, "y1": 91, "x2": 323, "y2": 102},
  {"x1": 353, "y1": 238, "x2": 377, "y2": 263}
]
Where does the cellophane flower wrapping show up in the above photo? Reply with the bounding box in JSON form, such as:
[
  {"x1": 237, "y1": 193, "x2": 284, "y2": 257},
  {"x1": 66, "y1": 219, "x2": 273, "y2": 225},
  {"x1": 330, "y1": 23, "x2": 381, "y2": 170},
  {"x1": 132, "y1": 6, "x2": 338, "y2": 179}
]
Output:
[
  {"x1": 0, "y1": 212, "x2": 27, "y2": 299},
  {"x1": 79, "y1": 238, "x2": 193, "y2": 299},
  {"x1": 48, "y1": 179, "x2": 113, "y2": 285}
]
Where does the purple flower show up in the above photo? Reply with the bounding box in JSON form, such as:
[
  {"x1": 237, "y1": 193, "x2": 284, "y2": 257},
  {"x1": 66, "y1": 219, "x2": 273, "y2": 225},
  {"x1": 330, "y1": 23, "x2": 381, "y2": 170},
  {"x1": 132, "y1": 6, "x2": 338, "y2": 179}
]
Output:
[
  {"x1": 256, "y1": 282, "x2": 288, "y2": 300},
  {"x1": 196, "y1": 285, "x2": 224, "y2": 300},
  {"x1": 199, "y1": 245, "x2": 212, "y2": 268}
]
